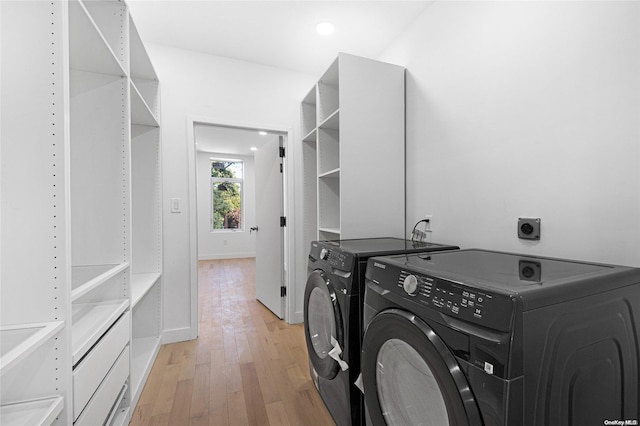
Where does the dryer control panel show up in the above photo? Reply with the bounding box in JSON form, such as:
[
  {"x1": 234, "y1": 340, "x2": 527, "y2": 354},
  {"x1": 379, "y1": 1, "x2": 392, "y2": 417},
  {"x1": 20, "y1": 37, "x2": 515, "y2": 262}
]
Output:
[
  {"x1": 395, "y1": 270, "x2": 514, "y2": 332},
  {"x1": 309, "y1": 243, "x2": 354, "y2": 272}
]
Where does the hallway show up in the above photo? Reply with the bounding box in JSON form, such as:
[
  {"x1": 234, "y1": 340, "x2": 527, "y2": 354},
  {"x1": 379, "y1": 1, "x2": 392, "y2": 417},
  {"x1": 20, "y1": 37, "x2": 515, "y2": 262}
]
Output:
[{"x1": 129, "y1": 258, "x2": 334, "y2": 425}]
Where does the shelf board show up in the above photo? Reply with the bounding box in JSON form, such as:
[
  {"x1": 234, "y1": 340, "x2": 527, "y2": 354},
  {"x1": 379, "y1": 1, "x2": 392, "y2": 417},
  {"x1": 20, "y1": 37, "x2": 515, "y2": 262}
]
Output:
[
  {"x1": 130, "y1": 82, "x2": 159, "y2": 127},
  {"x1": 318, "y1": 109, "x2": 340, "y2": 130},
  {"x1": 302, "y1": 128, "x2": 317, "y2": 143},
  {"x1": 318, "y1": 227, "x2": 341, "y2": 235},
  {"x1": 302, "y1": 86, "x2": 317, "y2": 105},
  {"x1": 0, "y1": 322, "x2": 64, "y2": 376},
  {"x1": 71, "y1": 263, "x2": 129, "y2": 301},
  {"x1": 131, "y1": 336, "x2": 161, "y2": 407},
  {"x1": 69, "y1": 0, "x2": 126, "y2": 76},
  {"x1": 72, "y1": 300, "x2": 129, "y2": 365},
  {"x1": 318, "y1": 168, "x2": 340, "y2": 179},
  {"x1": 0, "y1": 396, "x2": 64, "y2": 426},
  {"x1": 129, "y1": 18, "x2": 158, "y2": 80},
  {"x1": 131, "y1": 273, "x2": 161, "y2": 308}
]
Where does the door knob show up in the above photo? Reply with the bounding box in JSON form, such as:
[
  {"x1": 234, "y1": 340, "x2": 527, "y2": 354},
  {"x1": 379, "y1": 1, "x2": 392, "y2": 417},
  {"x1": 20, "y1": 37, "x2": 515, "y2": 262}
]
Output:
[{"x1": 250, "y1": 226, "x2": 259, "y2": 234}]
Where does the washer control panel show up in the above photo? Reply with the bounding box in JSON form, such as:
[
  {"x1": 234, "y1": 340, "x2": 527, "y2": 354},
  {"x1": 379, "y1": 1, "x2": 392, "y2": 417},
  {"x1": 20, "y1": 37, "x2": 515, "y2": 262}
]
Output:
[{"x1": 397, "y1": 271, "x2": 513, "y2": 331}]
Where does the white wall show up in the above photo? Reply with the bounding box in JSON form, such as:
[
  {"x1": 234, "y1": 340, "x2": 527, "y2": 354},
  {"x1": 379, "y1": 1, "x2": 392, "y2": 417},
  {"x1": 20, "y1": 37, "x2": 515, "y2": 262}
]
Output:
[
  {"x1": 379, "y1": 1, "x2": 640, "y2": 266},
  {"x1": 196, "y1": 151, "x2": 256, "y2": 260},
  {"x1": 151, "y1": 2, "x2": 640, "y2": 339},
  {"x1": 147, "y1": 43, "x2": 315, "y2": 341}
]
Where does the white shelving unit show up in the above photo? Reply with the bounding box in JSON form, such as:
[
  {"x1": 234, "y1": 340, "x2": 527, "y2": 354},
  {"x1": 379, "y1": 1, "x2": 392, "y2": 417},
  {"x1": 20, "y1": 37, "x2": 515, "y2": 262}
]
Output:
[
  {"x1": 129, "y1": 15, "x2": 163, "y2": 412},
  {"x1": 301, "y1": 53, "x2": 406, "y2": 243},
  {"x1": 71, "y1": 263, "x2": 130, "y2": 301},
  {"x1": 0, "y1": 322, "x2": 65, "y2": 377},
  {"x1": 1, "y1": 1, "x2": 162, "y2": 424},
  {"x1": 71, "y1": 300, "x2": 129, "y2": 365},
  {"x1": 0, "y1": 397, "x2": 64, "y2": 426}
]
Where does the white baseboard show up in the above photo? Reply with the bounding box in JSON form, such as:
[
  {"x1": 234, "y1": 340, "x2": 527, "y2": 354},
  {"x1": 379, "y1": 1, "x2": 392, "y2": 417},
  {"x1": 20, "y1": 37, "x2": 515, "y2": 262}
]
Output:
[
  {"x1": 291, "y1": 310, "x2": 304, "y2": 324},
  {"x1": 198, "y1": 252, "x2": 256, "y2": 260},
  {"x1": 161, "y1": 326, "x2": 197, "y2": 345}
]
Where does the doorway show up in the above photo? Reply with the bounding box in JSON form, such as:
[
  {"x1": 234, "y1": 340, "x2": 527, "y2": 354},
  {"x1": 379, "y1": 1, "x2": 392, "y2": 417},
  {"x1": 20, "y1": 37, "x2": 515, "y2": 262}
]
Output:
[{"x1": 187, "y1": 118, "x2": 294, "y2": 335}]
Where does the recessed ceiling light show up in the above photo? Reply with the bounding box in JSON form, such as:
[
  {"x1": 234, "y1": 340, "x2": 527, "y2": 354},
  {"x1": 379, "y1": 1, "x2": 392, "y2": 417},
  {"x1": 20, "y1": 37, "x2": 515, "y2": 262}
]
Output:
[
  {"x1": 316, "y1": 22, "x2": 335, "y2": 36},
  {"x1": 258, "y1": 131, "x2": 267, "y2": 136},
  {"x1": 250, "y1": 147, "x2": 258, "y2": 151}
]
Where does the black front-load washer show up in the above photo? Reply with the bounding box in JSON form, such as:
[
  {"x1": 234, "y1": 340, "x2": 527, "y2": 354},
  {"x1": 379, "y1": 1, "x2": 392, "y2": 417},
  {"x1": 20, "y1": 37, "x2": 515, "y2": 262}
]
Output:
[
  {"x1": 304, "y1": 238, "x2": 460, "y2": 426},
  {"x1": 361, "y1": 249, "x2": 640, "y2": 426}
]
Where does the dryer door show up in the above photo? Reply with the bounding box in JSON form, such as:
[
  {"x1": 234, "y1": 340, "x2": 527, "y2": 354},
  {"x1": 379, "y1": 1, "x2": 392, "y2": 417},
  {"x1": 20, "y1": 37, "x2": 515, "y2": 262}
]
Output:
[
  {"x1": 304, "y1": 269, "x2": 345, "y2": 380},
  {"x1": 361, "y1": 309, "x2": 482, "y2": 426}
]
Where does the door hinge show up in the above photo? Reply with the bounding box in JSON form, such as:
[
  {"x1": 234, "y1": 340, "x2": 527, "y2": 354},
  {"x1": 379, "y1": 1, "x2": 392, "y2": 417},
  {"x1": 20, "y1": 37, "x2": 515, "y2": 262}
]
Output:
[
  {"x1": 280, "y1": 216, "x2": 286, "y2": 227},
  {"x1": 280, "y1": 286, "x2": 287, "y2": 297},
  {"x1": 280, "y1": 163, "x2": 283, "y2": 173},
  {"x1": 279, "y1": 147, "x2": 285, "y2": 158}
]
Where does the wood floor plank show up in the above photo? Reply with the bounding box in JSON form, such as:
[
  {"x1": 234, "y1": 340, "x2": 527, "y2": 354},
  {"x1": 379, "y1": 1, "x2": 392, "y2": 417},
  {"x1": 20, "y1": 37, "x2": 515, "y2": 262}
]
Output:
[
  {"x1": 129, "y1": 402, "x2": 153, "y2": 426},
  {"x1": 236, "y1": 332, "x2": 253, "y2": 364},
  {"x1": 240, "y1": 362, "x2": 269, "y2": 426},
  {"x1": 209, "y1": 348, "x2": 228, "y2": 419},
  {"x1": 132, "y1": 258, "x2": 335, "y2": 426},
  {"x1": 190, "y1": 363, "x2": 210, "y2": 420},
  {"x1": 195, "y1": 334, "x2": 212, "y2": 365},
  {"x1": 189, "y1": 410, "x2": 209, "y2": 426},
  {"x1": 148, "y1": 413, "x2": 170, "y2": 426},
  {"x1": 247, "y1": 336, "x2": 281, "y2": 405},
  {"x1": 265, "y1": 401, "x2": 292, "y2": 426},
  {"x1": 178, "y1": 342, "x2": 197, "y2": 382},
  {"x1": 168, "y1": 379, "x2": 194, "y2": 426},
  {"x1": 150, "y1": 363, "x2": 181, "y2": 416},
  {"x1": 227, "y1": 390, "x2": 250, "y2": 426}
]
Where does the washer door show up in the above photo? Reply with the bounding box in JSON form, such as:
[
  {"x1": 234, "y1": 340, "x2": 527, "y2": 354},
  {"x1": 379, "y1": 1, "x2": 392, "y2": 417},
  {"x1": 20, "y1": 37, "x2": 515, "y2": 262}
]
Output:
[
  {"x1": 303, "y1": 269, "x2": 344, "y2": 380},
  {"x1": 361, "y1": 309, "x2": 482, "y2": 426}
]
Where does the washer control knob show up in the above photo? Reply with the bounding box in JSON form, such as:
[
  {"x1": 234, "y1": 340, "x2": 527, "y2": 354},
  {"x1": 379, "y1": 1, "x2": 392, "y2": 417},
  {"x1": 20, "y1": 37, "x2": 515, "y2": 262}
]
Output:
[
  {"x1": 320, "y1": 248, "x2": 329, "y2": 260},
  {"x1": 403, "y1": 275, "x2": 419, "y2": 296}
]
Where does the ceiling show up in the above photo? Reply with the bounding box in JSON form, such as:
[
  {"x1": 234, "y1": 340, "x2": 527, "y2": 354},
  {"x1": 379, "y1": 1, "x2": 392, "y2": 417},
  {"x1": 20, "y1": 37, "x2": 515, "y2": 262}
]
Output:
[
  {"x1": 195, "y1": 124, "x2": 284, "y2": 156},
  {"x1": 127, "y1": 1, "x2": 433, "y2": 76}
]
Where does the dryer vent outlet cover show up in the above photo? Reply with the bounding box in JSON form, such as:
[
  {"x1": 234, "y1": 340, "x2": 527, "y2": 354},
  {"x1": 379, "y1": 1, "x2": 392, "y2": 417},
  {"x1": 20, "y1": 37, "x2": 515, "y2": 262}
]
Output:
[{"x1": 518, "y1": 218, "x2": 541, "y2": 240}]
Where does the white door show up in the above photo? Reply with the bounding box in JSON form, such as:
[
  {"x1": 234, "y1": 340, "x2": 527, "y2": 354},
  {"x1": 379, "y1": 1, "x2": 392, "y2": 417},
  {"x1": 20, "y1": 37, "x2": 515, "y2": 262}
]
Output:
[{"x1": 254, "y1": 136, "x2": 284, "y2": 318}]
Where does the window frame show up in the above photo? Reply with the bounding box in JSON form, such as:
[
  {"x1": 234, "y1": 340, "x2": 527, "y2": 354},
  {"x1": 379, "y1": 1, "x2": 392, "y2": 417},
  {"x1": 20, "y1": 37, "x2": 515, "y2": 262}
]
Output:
[{"x1": 210, "y1": 158, "x2": 245, "y2": 233}]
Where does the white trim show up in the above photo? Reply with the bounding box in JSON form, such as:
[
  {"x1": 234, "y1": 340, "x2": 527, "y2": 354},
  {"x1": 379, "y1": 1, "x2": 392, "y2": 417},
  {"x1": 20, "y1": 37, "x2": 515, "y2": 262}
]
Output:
[
  {"x1": 186, "y1": 115, "x2": 296, "y2": 327},
  {"x1": 292, "y1": 310, "x2": 304, "y2": 324},
  {"x1": 185, "y1": 118, "x2": 199, "y2": 340},
  {"x1": 161, "y1": 327, "x2": 195, "y2": 345},
  {"x1": 198, "y1": 252, "x2": 256, "y2": 260}
]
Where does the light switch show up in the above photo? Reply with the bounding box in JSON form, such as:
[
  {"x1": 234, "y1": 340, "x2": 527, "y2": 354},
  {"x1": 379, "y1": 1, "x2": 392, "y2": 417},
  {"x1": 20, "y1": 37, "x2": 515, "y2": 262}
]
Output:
[{"x1": 170, "y1": 198, "x2": 181, "y2": 213}]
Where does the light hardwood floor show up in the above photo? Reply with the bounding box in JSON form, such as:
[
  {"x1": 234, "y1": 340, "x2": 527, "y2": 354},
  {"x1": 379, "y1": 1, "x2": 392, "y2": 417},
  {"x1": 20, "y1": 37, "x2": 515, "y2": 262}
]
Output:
[{"x1": 129, "y1": 258, "x2": 335, "y2": 426}]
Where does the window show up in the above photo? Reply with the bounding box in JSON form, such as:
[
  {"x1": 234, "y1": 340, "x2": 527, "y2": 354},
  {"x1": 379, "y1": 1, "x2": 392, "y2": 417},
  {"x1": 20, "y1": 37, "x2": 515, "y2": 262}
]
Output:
[{"x1": 211, "y1": 159, "x2": 244, "y2": 231}]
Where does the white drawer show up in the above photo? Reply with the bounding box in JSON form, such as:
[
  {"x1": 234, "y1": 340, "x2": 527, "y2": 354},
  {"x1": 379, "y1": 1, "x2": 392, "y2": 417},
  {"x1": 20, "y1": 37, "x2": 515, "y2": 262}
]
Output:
[
  {"x1": 75, "y1": 345, "x2": 129, "y2": 426},
  {"x1": 73, "y1": 312, "x2": 130, "y2": 420}
]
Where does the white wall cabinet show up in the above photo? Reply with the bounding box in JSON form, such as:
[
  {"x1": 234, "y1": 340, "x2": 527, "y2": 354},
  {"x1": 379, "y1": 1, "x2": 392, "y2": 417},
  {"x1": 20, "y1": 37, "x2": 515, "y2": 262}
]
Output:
[
  {"x1": 302, "y1": 53, "x2": 406, "y2": 244},
  {"x1": 1, "y1": 1, "x2": 162, "y2": 425}
]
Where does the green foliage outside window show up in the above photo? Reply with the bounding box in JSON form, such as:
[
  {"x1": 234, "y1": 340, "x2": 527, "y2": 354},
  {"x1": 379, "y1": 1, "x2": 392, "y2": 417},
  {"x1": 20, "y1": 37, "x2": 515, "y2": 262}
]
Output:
[{"x1": 211, "y1": 160, "x2": 243, "y2": 230}]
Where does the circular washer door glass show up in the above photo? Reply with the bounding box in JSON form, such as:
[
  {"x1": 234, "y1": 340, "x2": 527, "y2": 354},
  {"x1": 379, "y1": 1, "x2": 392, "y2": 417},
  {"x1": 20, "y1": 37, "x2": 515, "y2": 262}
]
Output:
[
  {"x1": 307, "y1": 286, "x2": 336, "y2": 359},
  {"x1": 376, "y1": 338, "x2": 449, "y2": 426}
]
